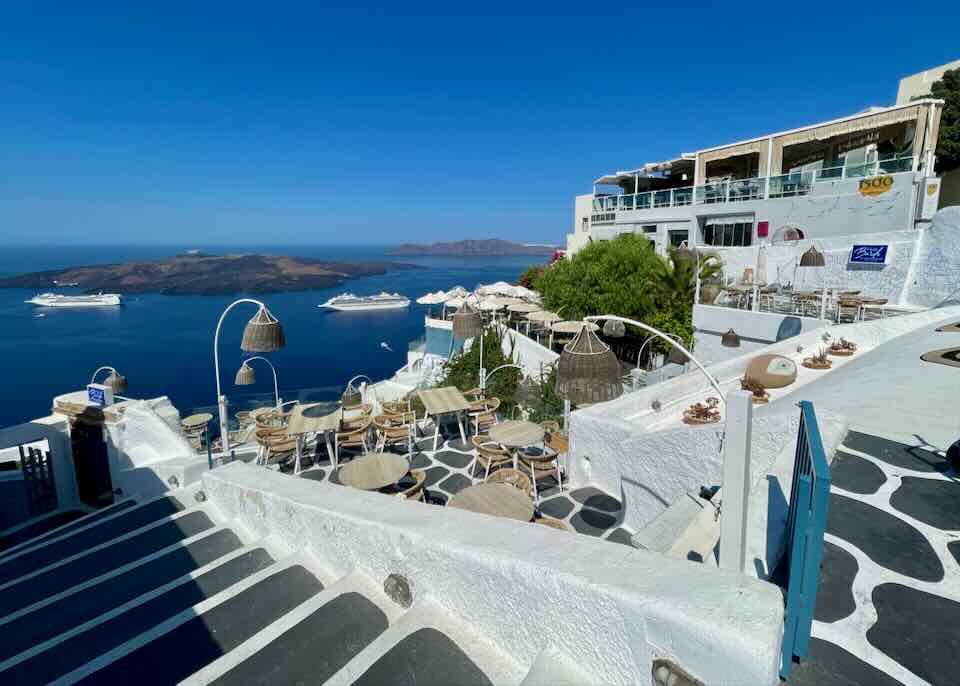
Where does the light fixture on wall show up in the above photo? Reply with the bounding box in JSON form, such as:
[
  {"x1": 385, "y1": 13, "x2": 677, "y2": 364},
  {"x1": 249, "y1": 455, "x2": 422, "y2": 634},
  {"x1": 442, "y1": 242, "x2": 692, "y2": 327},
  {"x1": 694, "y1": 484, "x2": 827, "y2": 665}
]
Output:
[{"x1": 721, "y1": 328, "x2": 742, "y2": 348}]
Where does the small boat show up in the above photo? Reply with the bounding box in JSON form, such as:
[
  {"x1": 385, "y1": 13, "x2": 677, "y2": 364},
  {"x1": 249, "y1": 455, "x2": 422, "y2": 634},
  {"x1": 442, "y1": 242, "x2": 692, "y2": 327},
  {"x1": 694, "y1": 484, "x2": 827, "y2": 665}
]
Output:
[
  {"x1": 26, "y1": 292, "x2": 123, "y2": 308},
  {"x1": 319, "y1": 292, "x2": 410, "y2": 311}
]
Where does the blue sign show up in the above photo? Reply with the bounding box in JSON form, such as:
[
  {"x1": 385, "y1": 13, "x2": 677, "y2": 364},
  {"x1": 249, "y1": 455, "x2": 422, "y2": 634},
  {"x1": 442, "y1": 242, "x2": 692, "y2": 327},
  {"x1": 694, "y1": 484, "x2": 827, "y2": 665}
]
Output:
[
  {"x1": 87, "y1": 385, "x2": 106, "y2": 405},
  {"x1": 850, "y1": 245, "x2": 887, "y2": 264}
]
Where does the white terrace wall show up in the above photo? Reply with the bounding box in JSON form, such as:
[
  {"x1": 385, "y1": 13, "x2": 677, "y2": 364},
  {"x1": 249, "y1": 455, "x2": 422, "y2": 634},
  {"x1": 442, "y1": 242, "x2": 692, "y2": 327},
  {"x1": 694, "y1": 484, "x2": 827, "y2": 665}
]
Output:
[
  {"x1": 204, "y1": 462, "x2": 785, "y2": 685},
  {"x1": 693, "y1": 304, "x2": 824, "y2": 367},
  {"x1": 905, "y1": 206, "x2": 960, "y2": 307}
]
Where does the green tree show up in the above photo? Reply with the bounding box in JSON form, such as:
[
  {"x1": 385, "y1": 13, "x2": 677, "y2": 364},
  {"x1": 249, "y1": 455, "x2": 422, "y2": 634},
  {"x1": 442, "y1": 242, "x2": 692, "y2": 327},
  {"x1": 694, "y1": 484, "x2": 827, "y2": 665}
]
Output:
[
  {"x1": 928, "y1": 68, "x2": 960, "y2": 173},
  {"x1": 517, "y1": 264, "x2": 546, "y2": 289},
  {"x1": 440, "y1": 326, "x2": 521, "y2": 415}
]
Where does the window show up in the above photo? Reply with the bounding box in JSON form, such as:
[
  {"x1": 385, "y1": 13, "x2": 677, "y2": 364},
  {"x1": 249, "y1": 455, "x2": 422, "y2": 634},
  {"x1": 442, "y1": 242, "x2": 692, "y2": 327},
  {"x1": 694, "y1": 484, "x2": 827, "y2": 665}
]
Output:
[
  {"x1": 668, "y1": 229, "x2": 688, "y2": 247},
  {"x1": 701, "y1": 217, "x2": 753, "y2": 247},
  {"x1": 642, "y1": 224, "x2": 657, "y2": 234}
]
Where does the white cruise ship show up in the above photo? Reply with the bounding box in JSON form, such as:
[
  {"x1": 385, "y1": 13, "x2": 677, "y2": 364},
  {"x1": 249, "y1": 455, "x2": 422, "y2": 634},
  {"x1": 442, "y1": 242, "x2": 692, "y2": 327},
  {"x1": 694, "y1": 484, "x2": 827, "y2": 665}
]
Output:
[
  {"x1": 26, "y1": 292, "x2": 122, "y2": 307},
  {"x1": 319, "y1": 291, "x2": 410, "y2": 311}
]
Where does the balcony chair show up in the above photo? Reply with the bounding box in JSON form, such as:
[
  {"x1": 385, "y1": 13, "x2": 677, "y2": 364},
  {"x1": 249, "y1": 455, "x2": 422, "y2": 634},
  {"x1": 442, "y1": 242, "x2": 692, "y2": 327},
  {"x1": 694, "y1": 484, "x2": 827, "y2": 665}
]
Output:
[
  {"x1": 373, "y1": 412, "x2": 417, "y2": 458},
  {"x1": 469, "y1": 397, "x2": 500, "y2": 435},
  {"x1": 335, "y1": 415, "x2": 372, "y2": 463},
  {"x1": 518, "y1": 447, "x2": 563, "y2": 503},
  {"x1": 396, "y1": 470, "x2": 427, "y2": 502},
  {"x1": 485, "y1": 468, "x2": 533, "y2": 499},
  {"x1": 470, "y1": 435, "x2": 512, "y2": 481}
]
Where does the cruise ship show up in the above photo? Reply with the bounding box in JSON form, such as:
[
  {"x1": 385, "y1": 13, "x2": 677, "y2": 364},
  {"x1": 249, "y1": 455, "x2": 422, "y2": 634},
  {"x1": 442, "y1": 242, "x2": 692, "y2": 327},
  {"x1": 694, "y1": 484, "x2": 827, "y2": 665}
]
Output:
[
  {"x1": 26, "y1": 292, "x2": 122, "y2": 307},
  {"x1": 319, "y1": 291, "x2": 410, "y2": 311}
]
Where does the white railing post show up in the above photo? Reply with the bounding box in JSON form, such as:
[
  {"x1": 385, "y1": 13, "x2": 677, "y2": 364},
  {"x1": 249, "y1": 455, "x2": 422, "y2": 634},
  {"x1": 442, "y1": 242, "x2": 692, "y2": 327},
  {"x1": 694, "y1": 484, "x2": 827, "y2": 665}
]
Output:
[
  {"x1": 670, "y1": 188, "x2": 675, "y2": 207},
  {"x1": 720, "y1": 390, "x2": 753, "y2": 573}
]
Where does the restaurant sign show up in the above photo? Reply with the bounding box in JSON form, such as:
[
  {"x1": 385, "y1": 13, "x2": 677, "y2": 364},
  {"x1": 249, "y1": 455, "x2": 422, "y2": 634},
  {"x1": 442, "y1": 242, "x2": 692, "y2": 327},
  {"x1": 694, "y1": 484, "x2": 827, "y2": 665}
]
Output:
[
  {"x1": 849, "y1": 245, "x2": 888, "y2": 265},
  {"x1": 87, "y1": 383, "x2": 114, "y2": 407},
  {"x1": 858, "y1": 175, "x2": 894, "y2": 197}
]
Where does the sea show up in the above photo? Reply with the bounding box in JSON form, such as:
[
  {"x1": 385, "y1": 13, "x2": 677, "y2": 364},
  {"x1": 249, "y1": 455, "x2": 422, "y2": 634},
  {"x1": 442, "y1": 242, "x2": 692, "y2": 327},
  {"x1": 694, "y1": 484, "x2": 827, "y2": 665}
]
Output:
[{"x1": 0, "y1": 245, "x2": 538, "y2": 428}]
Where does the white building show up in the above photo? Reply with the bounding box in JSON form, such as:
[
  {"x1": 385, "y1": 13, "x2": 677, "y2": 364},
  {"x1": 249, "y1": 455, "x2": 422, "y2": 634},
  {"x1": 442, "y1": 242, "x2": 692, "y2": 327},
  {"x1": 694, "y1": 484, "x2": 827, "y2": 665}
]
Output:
[{"x1": 566, "y1": 98, "x2": 944, "y2": 258}]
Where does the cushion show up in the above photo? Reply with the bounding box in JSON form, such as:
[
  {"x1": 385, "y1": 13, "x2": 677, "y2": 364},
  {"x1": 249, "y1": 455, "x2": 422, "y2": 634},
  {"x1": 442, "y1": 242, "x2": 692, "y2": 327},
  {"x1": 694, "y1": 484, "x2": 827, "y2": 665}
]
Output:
[{"x1": 745, "y1": 354, "x2": 797, "y2": 389}]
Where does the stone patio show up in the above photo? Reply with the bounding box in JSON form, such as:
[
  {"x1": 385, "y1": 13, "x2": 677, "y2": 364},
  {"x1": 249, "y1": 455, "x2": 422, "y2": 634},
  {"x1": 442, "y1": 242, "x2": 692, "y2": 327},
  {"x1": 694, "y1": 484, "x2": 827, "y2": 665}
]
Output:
[
  {"x1": 790, "y1": 431, "x2": 960, "y2": 686},
  {"x1": 291, "y1": 424, "x2": 632, "y2": 545}
]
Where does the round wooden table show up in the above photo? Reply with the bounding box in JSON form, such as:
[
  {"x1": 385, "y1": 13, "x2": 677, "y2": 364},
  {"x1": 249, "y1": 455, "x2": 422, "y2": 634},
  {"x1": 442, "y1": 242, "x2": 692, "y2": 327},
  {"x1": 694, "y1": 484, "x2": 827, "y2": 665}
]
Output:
[
  {"x1": 181, "y1": 413, "x2": 213, "y2": 431},
  {"x1": 338, "y1": 453, "x2": 410, "y2": 491},
  {"x1": 488, "y1": 420, "x2": 544, "y2": 448},
  {"x1": 448, "y1": 483, "x2": 534, "y2": 522}
]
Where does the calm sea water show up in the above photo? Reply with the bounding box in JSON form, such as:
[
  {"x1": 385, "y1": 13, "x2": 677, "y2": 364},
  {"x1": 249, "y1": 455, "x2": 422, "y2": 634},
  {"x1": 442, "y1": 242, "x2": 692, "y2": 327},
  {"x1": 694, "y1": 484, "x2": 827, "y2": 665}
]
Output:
[{"x1": 0, "y1": 245, "x2": 537, "y2": 427}]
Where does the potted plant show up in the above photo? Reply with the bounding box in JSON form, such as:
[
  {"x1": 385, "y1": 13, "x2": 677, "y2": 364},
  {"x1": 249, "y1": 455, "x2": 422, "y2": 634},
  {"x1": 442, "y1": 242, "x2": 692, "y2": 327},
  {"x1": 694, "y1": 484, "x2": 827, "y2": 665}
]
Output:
[
  {"x1": 828, "y1": 337, "x2": 858, "y2": 357},
  {"x1": 802, "y1": 348, "x2": 833, "y2": 370},
  {"x1": 740, "y1": 377, "x2": 770, "y2": 404},
  {"x1": 683, "y1": 397, "x2": 721, "y2": 425}
]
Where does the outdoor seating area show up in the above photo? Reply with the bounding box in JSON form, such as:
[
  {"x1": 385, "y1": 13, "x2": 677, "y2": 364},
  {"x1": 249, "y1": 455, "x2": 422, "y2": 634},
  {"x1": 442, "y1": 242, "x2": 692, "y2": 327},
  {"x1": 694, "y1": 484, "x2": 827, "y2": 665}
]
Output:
[
  {"x1": 712, "y1": 284, "x2": 919, "y2": 322},
  {"x1": 218, "y1": 378, "x2": 629, "y2": 542}
]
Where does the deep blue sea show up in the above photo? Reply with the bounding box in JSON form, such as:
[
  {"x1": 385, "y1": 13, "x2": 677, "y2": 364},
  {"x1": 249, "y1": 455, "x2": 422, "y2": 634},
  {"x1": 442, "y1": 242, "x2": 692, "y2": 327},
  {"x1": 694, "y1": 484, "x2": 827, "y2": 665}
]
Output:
[{"x1": 0, "y1": 245, "x2": 537, "y2": 428}]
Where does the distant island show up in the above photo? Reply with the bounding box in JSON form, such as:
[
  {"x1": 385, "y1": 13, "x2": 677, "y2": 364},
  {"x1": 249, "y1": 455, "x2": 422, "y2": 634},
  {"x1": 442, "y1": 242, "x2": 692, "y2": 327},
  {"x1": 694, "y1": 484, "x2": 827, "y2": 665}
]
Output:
[
  {"x1": 386, "y1": 239, "x2": 556, "y2": 256},
  {"x1": 0, "y1": 254, "x2": 419, "y2": 295}
]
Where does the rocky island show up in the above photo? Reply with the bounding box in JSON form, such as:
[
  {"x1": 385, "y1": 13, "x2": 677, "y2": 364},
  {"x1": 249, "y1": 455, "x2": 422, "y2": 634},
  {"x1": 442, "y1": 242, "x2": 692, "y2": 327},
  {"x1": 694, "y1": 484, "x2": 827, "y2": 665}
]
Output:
[
  {"x1": 0, "y1": 253, "x2": 419, "y2": 295},
  {"x1": 386, "y1": 239, "x2": 556, "y2": 256}
]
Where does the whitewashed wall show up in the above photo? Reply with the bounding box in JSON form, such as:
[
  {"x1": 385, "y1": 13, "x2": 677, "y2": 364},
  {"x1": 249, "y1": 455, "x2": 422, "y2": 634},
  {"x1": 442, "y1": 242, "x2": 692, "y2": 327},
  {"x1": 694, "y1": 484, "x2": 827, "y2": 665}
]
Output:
[
  {"x1": 905, "y1": 206, "x2": 960, "y2": 307},
  {"x1": 693, "y1": 305, "x2": 824, "y2": 366},
  {"x1": 498, "y1": 325, "x2": 558, "y2": 379},
  {"x1": 205, "y1": 462, "x2": 785, "y2": 685}
]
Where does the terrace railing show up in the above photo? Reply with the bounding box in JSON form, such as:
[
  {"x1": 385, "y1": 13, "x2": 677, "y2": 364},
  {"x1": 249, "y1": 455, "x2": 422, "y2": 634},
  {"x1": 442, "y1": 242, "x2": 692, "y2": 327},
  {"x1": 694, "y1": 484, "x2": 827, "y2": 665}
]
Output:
[
  {"x1": 780, "y1": 400, "x2": 832, "y2": 679},
  {"x1": 590, "y1": 156, "x2": 917, "y2": 222}
]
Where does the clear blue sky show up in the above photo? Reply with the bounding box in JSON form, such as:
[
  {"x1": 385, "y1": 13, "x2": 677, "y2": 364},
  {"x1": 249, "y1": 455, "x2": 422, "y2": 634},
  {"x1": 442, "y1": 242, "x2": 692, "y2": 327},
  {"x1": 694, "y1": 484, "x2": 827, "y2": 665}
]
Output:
[{"x1": 1, "y1": 2, "x2": 957, "y2": 246}]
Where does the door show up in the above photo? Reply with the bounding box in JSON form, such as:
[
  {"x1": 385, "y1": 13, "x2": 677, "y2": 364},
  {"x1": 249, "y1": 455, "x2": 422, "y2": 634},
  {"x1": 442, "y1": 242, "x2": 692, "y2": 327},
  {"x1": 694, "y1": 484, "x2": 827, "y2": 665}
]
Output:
[{"x1": 70, "y1": 421, "x2": 114, "y2": 508}]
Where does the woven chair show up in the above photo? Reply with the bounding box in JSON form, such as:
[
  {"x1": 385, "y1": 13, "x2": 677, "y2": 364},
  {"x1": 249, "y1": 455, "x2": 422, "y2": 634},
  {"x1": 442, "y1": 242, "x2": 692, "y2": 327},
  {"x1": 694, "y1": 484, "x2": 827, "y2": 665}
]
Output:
[
  {"x1": 254, "y1": 425, "x2": 288, "y2": 465},
  {"x1": 470, "y1": 435, "x2": 512, "y2": 481},
  {"x1": 373, "y1": 412, "x2": 417, "y2": 457},
  {"x1": 396, "y1": 469, "x2": 426, "y2": 502},
  {"x1": 485, "y1": 468, "x2": 533, "y2": 498},
  {"x1": 336, "y1": 415, "x2": 372, "y2": 461},
  {"x1": 470, "y1": 397, "x2": 500, "y2": 435},
  {"x1": 540, "y1": 420, "x2": 560, "y2": 433},
  {"x1": 463, "y1": 388, "x2": 484, "y2": 402},
  {"x1": 518, "y1": 449, "x2": 562, "y2": 502},
  {"x1": 380, "y1": 400, "x2": 409, "y2": 417},
  {"x1": 259, "y1": 431, "x2": 296, "y2": 469}
]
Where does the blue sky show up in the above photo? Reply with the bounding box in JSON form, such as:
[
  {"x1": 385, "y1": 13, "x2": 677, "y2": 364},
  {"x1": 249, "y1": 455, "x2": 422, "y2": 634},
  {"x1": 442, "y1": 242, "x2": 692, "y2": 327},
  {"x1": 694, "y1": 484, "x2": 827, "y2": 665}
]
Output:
[{"x1": 1, "y1": 2, "x2": 957, "y2": 246}]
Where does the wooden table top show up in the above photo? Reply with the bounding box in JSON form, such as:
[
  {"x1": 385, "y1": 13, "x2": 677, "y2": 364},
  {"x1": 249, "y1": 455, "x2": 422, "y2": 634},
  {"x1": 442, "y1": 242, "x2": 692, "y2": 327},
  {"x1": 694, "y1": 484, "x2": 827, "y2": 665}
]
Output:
[
  {"x1": 488, "y1": 420, "x2": 545, "y2": 448},
  {"x1": 417, "y1": 386, "x2": 471, "y2": 415},
  {"x1": 181, "y1": 413, "x2": 213, "y2": 428},
  {"x1": 448, "y1": 483, "x2": 534, "y2": 521},
  {"x1": 338, "y1": 453, "x2": 410, "y2": 490},
  {"x1": 288, "y1": 403, "x2": 341, "y2": 435}
]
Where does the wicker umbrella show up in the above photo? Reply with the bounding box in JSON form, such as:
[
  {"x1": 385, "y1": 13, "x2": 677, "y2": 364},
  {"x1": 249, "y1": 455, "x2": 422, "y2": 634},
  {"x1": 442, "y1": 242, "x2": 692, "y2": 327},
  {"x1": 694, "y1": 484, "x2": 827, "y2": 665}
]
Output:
[
  {"x1": 234, "y1": 363, "x2": 256, "y2": 385},
  {"x1": 556, "y1": 326, "x2": 623, "y2": 405},
  {"x1": 241, "y1": 306, "x2": 285, "y2": 353},
  {"x1": 452, "y1": 301, "x2": 483, "y2": 339},
  {"x1": 104, "y1": 370, "x2": 128, "y2": 394},
  {"x1": 602, "y1": 318, "x2": 626, "y2": 338}
]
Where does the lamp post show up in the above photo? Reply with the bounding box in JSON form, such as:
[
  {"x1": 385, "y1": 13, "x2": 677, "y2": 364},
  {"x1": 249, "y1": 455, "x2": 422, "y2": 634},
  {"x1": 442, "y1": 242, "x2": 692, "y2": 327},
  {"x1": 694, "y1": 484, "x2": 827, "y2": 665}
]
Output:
[
  {"x1": 234, "y1": 356, "x2": 281, "y2": 408},
  {"x1": 583, "y1": 315, "x2": 725, "y2": 403},
  {"x1": 90, "y1": 366, "x2": 128, "y2": 394},
  {"x1": 214, "y1": 299, "x2": 285, "y2": 453},
  {"x1": 342, "y1": 374, "x2": 376, "y2": 408},
  {"x1": 635, "y1": 332, "x2": 684, "y2": 370}
]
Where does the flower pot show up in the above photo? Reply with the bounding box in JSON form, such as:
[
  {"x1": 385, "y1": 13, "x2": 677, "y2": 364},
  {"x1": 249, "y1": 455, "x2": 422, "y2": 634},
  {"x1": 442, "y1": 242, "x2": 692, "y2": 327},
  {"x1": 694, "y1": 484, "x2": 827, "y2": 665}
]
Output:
[
  {"x1": 802, "y1": 358, "x2": 832, "y2": 370},
  {"x1": 828, "y1": 347, "x2": 855, "y2": 357}
]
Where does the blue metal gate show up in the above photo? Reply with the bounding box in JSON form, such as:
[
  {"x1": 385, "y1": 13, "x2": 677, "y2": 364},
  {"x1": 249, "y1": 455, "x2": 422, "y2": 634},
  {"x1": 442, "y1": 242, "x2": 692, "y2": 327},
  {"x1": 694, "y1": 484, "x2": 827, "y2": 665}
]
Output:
[{"x1": 781, "y1": 400, "x2": 832, "y2": 679}]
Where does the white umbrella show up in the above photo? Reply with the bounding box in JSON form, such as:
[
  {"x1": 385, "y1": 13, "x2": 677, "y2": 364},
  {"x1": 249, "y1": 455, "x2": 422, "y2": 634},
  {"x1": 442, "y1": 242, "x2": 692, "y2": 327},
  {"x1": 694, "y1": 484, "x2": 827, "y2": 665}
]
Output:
[
  {"x1": 526, "y1": 310, "x2": 562, "y2": 323},
  {"x1": 446, "y1": 286, "x2": 469, "y2": 298},
  {"x1": 507, "y1": 302, "x2": 540, "y2": 313},
  {"x1": 444, "y1": 296, "x2": 466, "y2": 308},
  {"x1": 477, "y1": 281, "x2": 513, "y2": 296},
  {"x1": 491, "y1": 296, "x2": 522, "y2": 306},
  {"x1": 477, "y1": 298, "x2": 504, "y2": 311},
  {"x1": 416, "y1": 290, "x2": 447, "y2": 305},
  {"x1": 550, "y1": 320, "x2": 599, "y2": 334}
]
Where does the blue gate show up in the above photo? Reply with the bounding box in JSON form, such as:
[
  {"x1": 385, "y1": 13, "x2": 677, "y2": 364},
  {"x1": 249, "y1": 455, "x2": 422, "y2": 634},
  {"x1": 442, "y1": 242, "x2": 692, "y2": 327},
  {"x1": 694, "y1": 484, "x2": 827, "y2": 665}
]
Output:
[{"x1": 781, "y1": 400, "x2": 832, "y2": 679}]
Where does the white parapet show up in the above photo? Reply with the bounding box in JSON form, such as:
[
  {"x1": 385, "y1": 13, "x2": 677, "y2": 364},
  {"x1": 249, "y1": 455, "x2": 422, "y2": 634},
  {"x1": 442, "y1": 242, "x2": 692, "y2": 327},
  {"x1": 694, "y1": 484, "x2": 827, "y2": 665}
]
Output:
[{"x1": 204, "y1": 462, "x2": 785, "y2": 685}]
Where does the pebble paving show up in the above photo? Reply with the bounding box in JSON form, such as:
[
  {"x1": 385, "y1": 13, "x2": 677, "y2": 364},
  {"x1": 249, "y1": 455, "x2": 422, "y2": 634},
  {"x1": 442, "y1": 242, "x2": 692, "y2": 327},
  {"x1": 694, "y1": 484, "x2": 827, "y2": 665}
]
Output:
[{"x1": 793, "y1": 432, "x2": 959, "y2": 686}]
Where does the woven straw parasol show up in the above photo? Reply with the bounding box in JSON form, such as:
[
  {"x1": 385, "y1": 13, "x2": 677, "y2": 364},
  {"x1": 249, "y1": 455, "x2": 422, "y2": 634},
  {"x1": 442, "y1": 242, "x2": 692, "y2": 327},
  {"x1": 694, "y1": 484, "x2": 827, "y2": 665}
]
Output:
[
  {"x1": 556, "y1": 326, "x2": 623, "y2": 405},
  {"x1": 527, "y1": 310, "x2": 562, "y2": 326},
  {"x1": 241, "y1": 306, "x2": 285, "y2": 353},
  {"x1": 452, "y1": 301, "x2": 483, "y2": 339},
  {"x1": 234, "y1": 363, "x2": 256, "y2": 385},
  {"x1": 799, "y1": 246, "x2": 826, "y2": 267},
  {"x1": 104, "y1": 370, "x2": 128, "y2": 394}
]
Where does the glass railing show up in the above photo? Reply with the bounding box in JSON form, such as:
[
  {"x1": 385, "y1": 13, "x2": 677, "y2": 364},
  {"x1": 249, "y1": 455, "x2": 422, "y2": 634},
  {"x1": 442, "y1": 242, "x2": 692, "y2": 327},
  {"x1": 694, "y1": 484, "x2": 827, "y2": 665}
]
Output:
[{"x1": 768, "y1": 172, "x2": 814, "y2": 198}]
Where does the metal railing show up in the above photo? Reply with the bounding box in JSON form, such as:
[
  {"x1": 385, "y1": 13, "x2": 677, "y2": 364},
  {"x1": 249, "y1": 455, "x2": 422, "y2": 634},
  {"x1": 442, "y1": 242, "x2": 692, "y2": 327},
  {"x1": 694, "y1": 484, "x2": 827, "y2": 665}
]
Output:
[
  {"x1": 590, "y1": 155, "x2": 917, "y2": 219},
  {"x1": 781, "y1": 400, "x2": 832, "y2": 679}
]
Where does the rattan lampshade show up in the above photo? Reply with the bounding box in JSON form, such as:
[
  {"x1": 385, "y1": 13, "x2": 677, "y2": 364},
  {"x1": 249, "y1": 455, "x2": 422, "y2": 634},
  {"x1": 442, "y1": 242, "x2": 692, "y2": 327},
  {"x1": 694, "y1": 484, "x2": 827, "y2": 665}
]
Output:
[
  {"x1": 602, "y1": 319, "x2": 626, "y2": 338},
  {"x1": 556, "y1": 326, "x2": 623, "y2": 405},
  {"x1": 799, "y1": 246, "x2": 825, "y2": 267},
  {"x1": 104, "y1": 370, "x2": 128, "y2": 394},
  {"x1": 667, "y1": 345, "x2": 688, "y2": 365},
  {"x1": 452, "y1": 302, "x2": 483, "y2": 339},
  {"x1": 241, "y1": 306, "x2": 285, "y2": 353},
  {"x1": 234, "y1": 363, "x2": 256, "y2": 385},
  {"x1": 674, "y1": 243, "x2": 697, "y2": 263},
  {"x1": 341, "y1": 383, "x2": 362, "y2": 408},
  {"x1": 721, "y1": 328, "x2": 742, "y2": 348}
]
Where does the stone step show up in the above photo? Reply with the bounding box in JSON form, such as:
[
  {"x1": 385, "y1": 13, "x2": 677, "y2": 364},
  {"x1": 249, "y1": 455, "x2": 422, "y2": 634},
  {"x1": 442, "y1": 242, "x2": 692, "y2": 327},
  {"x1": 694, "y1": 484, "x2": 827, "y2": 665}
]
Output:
[
  {"x1": 0, "y1": 527, "x2": 244, "y2": 661},
  {"x1": 1, "y1": 500, "x2": 137, "y2": 556},
  {"x1": 352, "y1": 627, "x2": 495, "y2": 686},
  {"x1": 0, "y1": 546, "x2": 275, "y2": 685},
  {"x1": 71, "y1": 562, "x2": 324, "y2": 685},
  {"x1": 0, "y1": 509, "x2": 89, "y2": 555},
  {"x1": 0, "y1": 508, "x2": 214, "y2": 617},
  {"x1": 0, "y1": 496, "x2": 182, "y2": 581}
]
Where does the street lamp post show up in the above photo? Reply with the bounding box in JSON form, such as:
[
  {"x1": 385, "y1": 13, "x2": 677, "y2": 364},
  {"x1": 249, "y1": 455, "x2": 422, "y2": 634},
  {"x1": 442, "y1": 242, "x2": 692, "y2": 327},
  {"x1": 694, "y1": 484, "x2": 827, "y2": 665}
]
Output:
[
  {"x1": 214, "y1": 299, "x2": 285, "y2": 453},
  {"x1": 234, "y1": 356, "x2": 281, "y2": 408}
]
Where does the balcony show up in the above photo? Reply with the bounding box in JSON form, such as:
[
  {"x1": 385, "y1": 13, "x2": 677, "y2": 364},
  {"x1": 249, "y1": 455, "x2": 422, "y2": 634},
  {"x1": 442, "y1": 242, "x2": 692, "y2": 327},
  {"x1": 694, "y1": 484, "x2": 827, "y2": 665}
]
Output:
[{"x1": 590, "y1": 155, "x2": 917, "y2": 221}]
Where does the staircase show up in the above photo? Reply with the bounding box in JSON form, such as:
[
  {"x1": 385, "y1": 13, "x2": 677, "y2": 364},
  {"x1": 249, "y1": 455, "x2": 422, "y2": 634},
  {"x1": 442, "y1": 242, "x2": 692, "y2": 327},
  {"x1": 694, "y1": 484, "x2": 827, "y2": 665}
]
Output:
[{"x1": 0, "y1": 487, "x2": 507, "y2": 686}]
